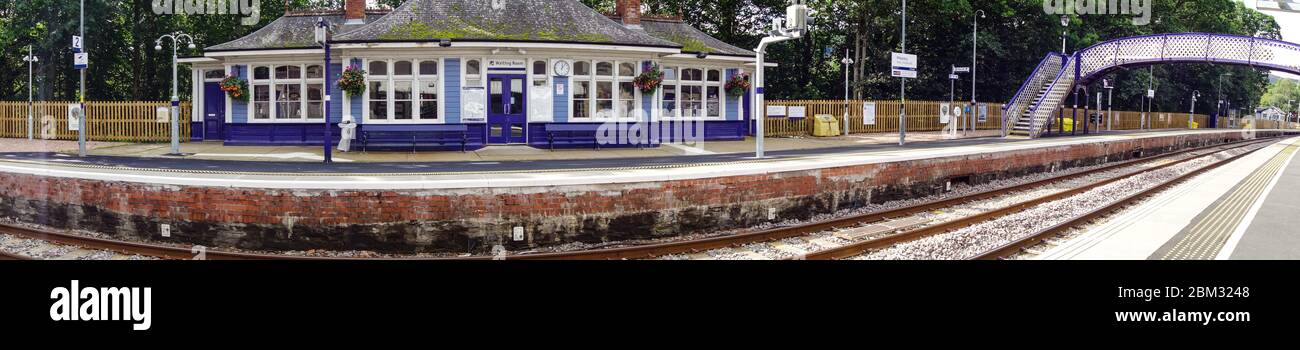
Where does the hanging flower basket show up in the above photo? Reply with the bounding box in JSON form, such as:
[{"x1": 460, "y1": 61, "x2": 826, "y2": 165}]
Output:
[
  {"x1": 337, "y1": 65, "x2": 368, "y2": 97},
  {"x1": 220, "y1": 76, "x2": 249, "y2": 102},
  {"x1": 633, "y1": 64, "x2": 664, "y2": 94},
  {"x1": 725, "y1": 72, "x2": 751, "y2": 96}
]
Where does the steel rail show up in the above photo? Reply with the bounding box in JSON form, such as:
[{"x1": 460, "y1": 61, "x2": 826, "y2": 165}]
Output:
[
  {"x1": 500, "y1": 138, "x2": 1272, "y2": 260},
  {"x1": 969, "y1": 142, "x2": 1269, "y2": 260},
  {"x1": 798, "y1": 138, "x2": 1274, "y2": 260}
]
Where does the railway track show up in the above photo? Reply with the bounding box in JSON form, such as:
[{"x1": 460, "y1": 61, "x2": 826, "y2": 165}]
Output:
[
  {"x1": 0, "y1": 137, "x2": 1280, "y2": 261},
  {"x1": 509, "y1": 137, "x2": 1279, "y2": 260},
  {"x1": 824, "y1": 139, "x2": 1271, "y2": 260}
]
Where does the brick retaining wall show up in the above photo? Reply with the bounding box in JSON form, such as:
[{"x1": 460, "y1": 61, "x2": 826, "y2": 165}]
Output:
[{"x1": 0, "y1": 131, "x2": 1276, "y2": 254}]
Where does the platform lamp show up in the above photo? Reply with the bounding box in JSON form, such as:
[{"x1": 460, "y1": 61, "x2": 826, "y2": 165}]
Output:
[
  {"x1": 156, "y1": 32, "x2": 196, "y2": 156},
  {"x1": 1290, "y1": 99, "x2": 1296, "y2": 128},
  {"x1": 971, "y1": 9, "x2": 984, "y2": 136},
  {"x1": 753, "y1": 0, "x2": 810, "y2": 158},
  {"x1": 1103, "y1": 79, "x2": 1113, "y2": 131},
  {"x1": 1060, "y1": 15, "x2": 1069, "y2": 54},
  {"x1": 22, "y1": 45, "x2": 38, "y2": 140},
  {"x1": 1188, "y1": 90, "x2": 1200, "y2": 129},
  {"x1": 841, "y1": 52, "x2": 854, "y2": 136},
  {"x1": 316, "y1": 18, "x2": 333, "y2": 163}
]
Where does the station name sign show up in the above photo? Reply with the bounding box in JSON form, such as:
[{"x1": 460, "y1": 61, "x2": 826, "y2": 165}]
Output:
[{"x1": 891, "y1": 52, "x2": 917, "y2": 79}]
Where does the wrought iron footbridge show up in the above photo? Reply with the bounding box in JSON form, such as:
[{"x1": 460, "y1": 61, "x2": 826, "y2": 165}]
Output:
[{"x1": 1004, "y1": 33, "x2": 1300, "y2": 137}]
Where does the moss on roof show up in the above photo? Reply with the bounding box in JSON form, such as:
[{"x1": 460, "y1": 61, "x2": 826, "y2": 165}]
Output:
[{"x1": 338, "y1": 0, "x2": 668, "y2": 45}]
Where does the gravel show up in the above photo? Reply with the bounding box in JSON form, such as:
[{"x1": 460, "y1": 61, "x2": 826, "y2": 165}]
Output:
[{"x1": 855, "y1": 144, "x2": 1262, "y2": 260}]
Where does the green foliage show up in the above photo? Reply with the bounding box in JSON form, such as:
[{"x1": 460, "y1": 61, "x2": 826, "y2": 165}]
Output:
[{"x1": 1260, "y1": 79, "x2": 1300, "y2": 111}]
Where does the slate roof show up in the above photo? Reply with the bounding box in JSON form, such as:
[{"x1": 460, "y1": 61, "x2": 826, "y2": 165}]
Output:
[
  {"x1": 206, "y1": 1, "x2": 750, "y2": 55},
  {"x1": 640, "y1": 18, "x2": 755, "y2": 56},
  {"x1": 205, "y1": 11, "x2": 388, "y2": 51},
  {"x1": 333, "y1": 0, "x2": 677, "y2": 47}
]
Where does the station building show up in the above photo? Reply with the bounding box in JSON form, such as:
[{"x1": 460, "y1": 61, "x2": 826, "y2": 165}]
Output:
[{"x1": 182, "y1": 0, "x2": 757, "y2": 149}]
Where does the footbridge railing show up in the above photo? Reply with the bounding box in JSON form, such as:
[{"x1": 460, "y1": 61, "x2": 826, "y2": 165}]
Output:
[{"x1": 1012, "y1": 33, "x2": 1300, "y2": 137}]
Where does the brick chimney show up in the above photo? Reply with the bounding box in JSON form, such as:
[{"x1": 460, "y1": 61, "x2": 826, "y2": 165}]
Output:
[
  {"x1": 344, "y1": 0, "x2": 366, "y2": 25},
  {"x1": 616, "y1": 0, "x2": 642, "y2": 26}
]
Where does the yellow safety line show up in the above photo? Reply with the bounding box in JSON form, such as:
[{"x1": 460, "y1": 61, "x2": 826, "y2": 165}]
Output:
[
  {"x1": 1164, "y1": 154, "x2": 1280, "y2": 260},
  {"x1": 1171, "y1": 158, "x2": 1278, "y2": 258},
  {"x1": 1161, "y1": 143, "x2": 1299, "y2": 260},
  {"x1": 1186, "y1": 158, "x2": 1283, "y2": 258}
]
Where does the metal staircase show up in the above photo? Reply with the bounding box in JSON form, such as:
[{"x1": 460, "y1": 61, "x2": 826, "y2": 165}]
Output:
[
  {"x1": 1004, "y1": 33, "x2": 1300, "y2": 138},
  {"x1": 1002, "y1": 54, "x2": 1064, "y2": 137}
]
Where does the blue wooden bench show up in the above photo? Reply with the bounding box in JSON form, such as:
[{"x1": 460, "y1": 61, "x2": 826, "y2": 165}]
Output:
[
  {"x1": 544, "y1": 124, "x2": 603, "y2": 151},
  {"x1": 360, "y1": 124, "x2": 469, "y2": 152}
]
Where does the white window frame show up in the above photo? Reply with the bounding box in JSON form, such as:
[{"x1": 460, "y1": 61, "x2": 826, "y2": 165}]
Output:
[
  {"x1": 304, "y1": 65, "x2": 325, "y2": 120},
  {"x1": 659, "y1": 65, "x2": 727, "y2": 121},
  {"x1": 415, "y1": 59, "x2": 443, "y2": 121},
  {"x1": 460, "y1": 57, "x2": 487, "y2": 123},
  {"x1": 616, "y1": 61, "x2": 640, "y2": 120},
  {"x1": 364, "y1": 58, "x2": 447, "y2": 124},
  {"x1": 570, "y1": 60, "x2": 642, "y2": 121},
  {"x1": 705, "y1": 68, "x2": 724, "y2": 119},
  {"x1": 249, "y1": 65, "x2": 274, "y2": 122},
  {"x1": 570, "y1": 60, "x2": 593, "y2": 121},
  {"x1": 244, "y1": 63, "x2": 328, "y2": 123}
]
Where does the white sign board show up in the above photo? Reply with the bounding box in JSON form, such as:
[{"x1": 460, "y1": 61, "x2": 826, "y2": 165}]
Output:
[
  {"x1": 73, "y1": 53, "x2": 88, "y2": 70},
  {"x1": 953, "y1": 106, "x2": 963, "y2": 118},
  {"x1": 156, "y1": 107, "x2": 170, "y2": 123},
  {"x1": 952, "y1": 67, "x2": 970, "y2": 73},
  {"x1": 487, "y1": 59, "x2": 527, "y2": 69},
  {"x1": 555, "y1": 83, "x2": 565, "y2": 96},
  {"x1": 461, "y1": 88, "x2": 487, "y2": 123},
  {"x1": 949, "y1": 74, "x2": 959, "y2": 80},
  {"x1": 862, "y1": 102, "x2": 876, "y2": 125},
  {"x1": 529, "y1": 84, "x2": 553, "y2": 122},
  {"x1": 67, "y1": 104, "x2": 82, "y2": 131},
  {"x1": 1147, "y1": 89, "x2": 1156, "y2": 98},
  {"x1": 767, "y1": 105, "x2": 787, "y2": 117},
  {"x1": 978, "y1": 104, "x2": 989, "y2": 123},
  {"x1": 72, "y1": 36, "x2": 82, "y2": 51},
  {"x1": 940, "y1": 103, "x2": 951, "y2": 123},
  {"x1": 891, "y1": 52, "x2": 917, "y2": 79},
  {"x1": 788, "y1": 106, "x2": 807, "y2": 119}
]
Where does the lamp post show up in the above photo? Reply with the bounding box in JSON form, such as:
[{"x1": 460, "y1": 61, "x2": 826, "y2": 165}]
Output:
[
  {"x1": 1284, "y1": 99, "x2": 1294, "y2": 128},
  {"x1": 155, "y1": 32, "x2": 196, "y2": 156},
  {"x1": 842, "y1": 53, "x2": 853, "y2": 136},
  {"x1": 23, "y1": 45, "x2": 38, "y2": 140},
  {"x1": 77, "y1": 0, "x2": 86, "y2": 157},
  {"x1": 1103, "y1": 79, "x2": 1113, "y2": 131},
  {"x1": 753, "y1": 1, "x2": 809, "y2": 158},
  {"x1": 1060, "y1": 15, "x2": 1069, "y2": 54},
  {"x1": 316, "y1": 18, "x2": 333, "y2": 163},
  {"x1": 900, "y1": 0, "x2": 908, "y2": 146},
  {"x1": 972, "y1": 9, "x2": 984, "y2": 136},
  {"x1": 1189, "y1": 90, "x2": 1200, "y2": 129}
]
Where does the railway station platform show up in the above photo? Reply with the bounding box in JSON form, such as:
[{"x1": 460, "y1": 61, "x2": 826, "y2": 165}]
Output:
[
  {"x1": 1037, "y1": 136, "x2": 1300, "y2": 260},
  {"x1": 0, "y1": 129, "x2": 1290, "y2": 254}
]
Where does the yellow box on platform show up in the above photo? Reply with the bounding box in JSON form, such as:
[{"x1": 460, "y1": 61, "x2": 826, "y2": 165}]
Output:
[{"x1": 813, "y1": 114, "x2": 840, "y2": 137}]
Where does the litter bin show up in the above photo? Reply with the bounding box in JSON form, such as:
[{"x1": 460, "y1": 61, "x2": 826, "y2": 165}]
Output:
[{"x1": 813, "y1": 114, "x2": 840, "y2": 137}]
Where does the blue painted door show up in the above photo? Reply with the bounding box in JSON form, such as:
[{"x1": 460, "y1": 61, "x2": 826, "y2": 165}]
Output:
[
  {"x1": 487, "y1": 74, "x2": 527, "y2": 144},
  {"x1": 203, "y1": 82, "x2": 225, "y2": 141}
]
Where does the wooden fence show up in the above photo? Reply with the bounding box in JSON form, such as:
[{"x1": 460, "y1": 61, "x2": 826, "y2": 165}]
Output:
[
  {"x1": 0, "y1": 101, "x2": 191, "y2": 142},
  {"x1": 764, "y1": 100, "x2": 1005, "y2": 137},
  {"x1": 1050, "y1": 108, "x2": 1209, "y2": 132},
  {"x1": 761, "y1": 100, "x2": 1265, "y2": 137}
]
